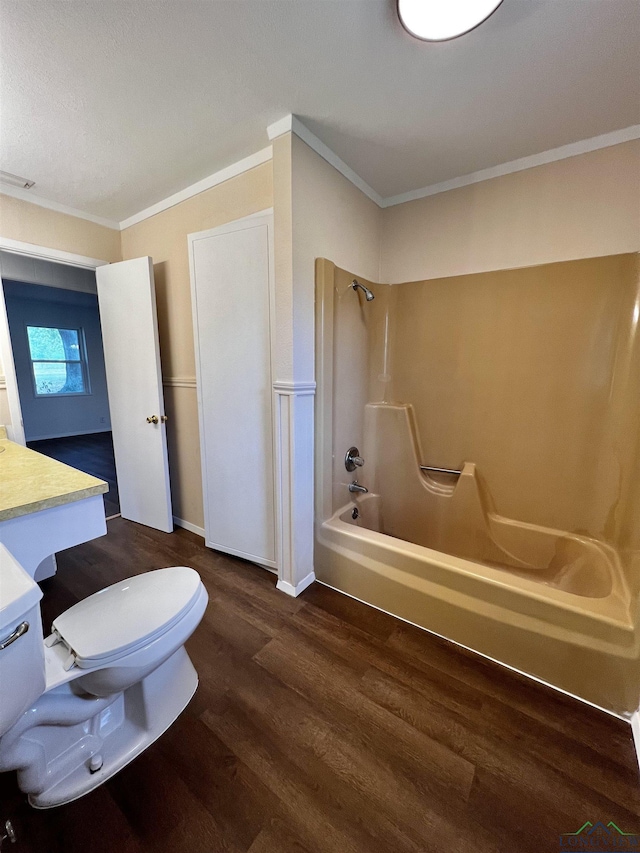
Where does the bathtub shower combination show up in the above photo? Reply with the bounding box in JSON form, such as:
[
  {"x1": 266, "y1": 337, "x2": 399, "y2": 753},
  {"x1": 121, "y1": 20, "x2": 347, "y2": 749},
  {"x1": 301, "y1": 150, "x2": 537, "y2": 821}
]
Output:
[{"x1": 315, "y1": 254, "x2": 640, "y2": 716}]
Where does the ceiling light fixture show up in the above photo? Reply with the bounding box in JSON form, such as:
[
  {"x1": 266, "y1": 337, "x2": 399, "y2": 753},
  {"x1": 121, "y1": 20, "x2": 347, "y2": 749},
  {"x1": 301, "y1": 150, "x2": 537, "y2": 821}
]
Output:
[
  {"x1": 397, "y1": 0, "x2": 504, "y2": 42},
  {"x1": 0, "y1": 170, "x2": 36, "y2": 189}
]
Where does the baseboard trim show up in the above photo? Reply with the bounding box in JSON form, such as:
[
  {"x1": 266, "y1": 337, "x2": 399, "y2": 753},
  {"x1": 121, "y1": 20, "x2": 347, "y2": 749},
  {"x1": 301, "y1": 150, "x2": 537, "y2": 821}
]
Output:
[
  {"x1": 172, "y1": 516, "x2": 205, "y2": 539},
  {"x1": 631, "y1": 711, "x2": 640, "y2": 774},
  {"x1": 277, "y1": 571, "x2": 316, "y2": 598}
]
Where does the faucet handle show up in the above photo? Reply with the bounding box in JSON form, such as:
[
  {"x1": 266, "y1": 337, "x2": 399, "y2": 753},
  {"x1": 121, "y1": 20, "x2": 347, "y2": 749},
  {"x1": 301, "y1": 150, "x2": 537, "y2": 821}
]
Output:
[{"x1": 345, "y1": 446, "x2": 365, "y2": 472}]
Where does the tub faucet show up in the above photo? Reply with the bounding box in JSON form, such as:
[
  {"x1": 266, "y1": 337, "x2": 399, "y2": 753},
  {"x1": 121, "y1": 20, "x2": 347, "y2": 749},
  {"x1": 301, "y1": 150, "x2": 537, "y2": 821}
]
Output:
[{"x1": 349, "y1": 481, "x2": 368, "y2": 494}]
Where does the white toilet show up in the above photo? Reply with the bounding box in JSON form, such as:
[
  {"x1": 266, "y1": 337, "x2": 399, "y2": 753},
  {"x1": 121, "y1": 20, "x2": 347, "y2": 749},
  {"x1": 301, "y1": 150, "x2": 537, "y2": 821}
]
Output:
[{"x1": 0, "y1": 543, "x2": 208, "y2": 808}]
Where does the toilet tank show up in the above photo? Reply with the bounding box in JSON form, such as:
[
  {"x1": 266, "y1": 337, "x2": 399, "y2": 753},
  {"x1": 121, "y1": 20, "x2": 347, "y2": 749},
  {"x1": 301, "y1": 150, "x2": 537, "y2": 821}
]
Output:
[{"x1": 0, "y1": 545, "x2": 45, "y2": 737}]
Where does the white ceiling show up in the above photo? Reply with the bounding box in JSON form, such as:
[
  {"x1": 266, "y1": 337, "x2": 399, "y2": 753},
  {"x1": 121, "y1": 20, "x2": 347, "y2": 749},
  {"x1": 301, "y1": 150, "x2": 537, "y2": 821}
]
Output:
[{"x1": 1, "y1": 0, "x2": 639, "y2": 222}]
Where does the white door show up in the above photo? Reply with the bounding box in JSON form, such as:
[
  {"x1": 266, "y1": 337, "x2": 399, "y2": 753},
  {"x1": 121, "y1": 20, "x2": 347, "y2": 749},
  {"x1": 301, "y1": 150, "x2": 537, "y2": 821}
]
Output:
[
  {"x1": 96, "y1": 257, "x2": 173, "y2": 532},
  {"x1": 189, "y1": 211, "x2": 277, "y2": 568}
]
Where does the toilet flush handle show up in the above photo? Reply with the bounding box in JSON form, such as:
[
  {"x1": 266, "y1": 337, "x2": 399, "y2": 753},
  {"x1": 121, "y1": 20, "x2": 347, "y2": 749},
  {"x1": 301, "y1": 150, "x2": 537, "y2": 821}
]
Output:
[
  {"x1": 0, "y1": 622, "x2": 29, "y2": 652},
  {"x1": 0, "y1": 819, "x2": 16, "y2": 847}
]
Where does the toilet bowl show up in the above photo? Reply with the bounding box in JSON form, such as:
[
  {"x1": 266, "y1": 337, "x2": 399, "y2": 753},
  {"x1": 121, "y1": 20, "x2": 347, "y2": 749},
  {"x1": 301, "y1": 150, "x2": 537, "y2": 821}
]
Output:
[{"x1": 0, "y1": 544, "x2": 208, "y2": 808}]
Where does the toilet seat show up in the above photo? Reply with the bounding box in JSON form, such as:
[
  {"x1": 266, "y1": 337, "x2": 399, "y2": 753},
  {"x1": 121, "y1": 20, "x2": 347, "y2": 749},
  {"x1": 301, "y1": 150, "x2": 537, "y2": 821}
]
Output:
[{"x1": 49, "y1": 567, "x2": 203, "y2": 670}]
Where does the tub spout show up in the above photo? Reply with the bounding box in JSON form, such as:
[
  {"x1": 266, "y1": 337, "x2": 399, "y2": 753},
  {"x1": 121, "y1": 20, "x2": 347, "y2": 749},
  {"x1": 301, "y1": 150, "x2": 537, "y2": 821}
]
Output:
[{"x1": 349, "y1": 481, "x2": 368, "y2": 494}]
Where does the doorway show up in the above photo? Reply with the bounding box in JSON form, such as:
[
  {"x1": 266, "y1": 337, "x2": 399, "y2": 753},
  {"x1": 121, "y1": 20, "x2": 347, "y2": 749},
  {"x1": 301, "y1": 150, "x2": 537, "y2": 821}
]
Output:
[{"x1": 0, "y1": 253, "x2": 120, "y2": 519}]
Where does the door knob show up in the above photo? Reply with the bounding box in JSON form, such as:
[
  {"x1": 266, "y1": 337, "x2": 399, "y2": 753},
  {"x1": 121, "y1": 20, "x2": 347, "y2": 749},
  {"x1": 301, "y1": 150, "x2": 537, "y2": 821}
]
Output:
[{"x1": 146, "y1": 415, "x2": 159, "y2": 425}]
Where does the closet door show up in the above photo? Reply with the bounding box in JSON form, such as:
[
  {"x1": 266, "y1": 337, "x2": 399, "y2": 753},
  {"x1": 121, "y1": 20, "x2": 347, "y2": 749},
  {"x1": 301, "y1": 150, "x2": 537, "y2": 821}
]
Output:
[{"x1": 189, "y1": 212, "x2": 277, "y2": 568}]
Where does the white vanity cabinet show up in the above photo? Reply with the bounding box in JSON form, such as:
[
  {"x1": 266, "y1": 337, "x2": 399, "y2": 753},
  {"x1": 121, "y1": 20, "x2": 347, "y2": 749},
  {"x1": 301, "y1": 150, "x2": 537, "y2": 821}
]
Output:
[{"x1": 0, "y1": 432, "x2": 107, "y2": 580}]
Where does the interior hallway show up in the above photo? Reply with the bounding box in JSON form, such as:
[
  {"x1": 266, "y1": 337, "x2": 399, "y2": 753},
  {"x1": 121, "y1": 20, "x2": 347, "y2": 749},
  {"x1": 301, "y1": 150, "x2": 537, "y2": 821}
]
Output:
[
  {"x1": 27, "y1": 432, "x2": 119, "y2": 517},
  {"x1": 1, "y1": 517, "x2": 638, "y2": 853}
]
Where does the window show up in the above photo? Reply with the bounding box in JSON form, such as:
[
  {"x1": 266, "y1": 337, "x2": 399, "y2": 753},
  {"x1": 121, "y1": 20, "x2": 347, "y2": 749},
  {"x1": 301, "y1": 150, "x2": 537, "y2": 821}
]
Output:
[{"x1": 26, "y1": 326, "x2": 88, "y2": 396}]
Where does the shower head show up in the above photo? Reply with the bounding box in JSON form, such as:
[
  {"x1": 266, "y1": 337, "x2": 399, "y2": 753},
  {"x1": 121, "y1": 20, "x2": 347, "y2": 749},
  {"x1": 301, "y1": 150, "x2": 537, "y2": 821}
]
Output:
[{"x1": 351, "y1": 280, "x2": 375, "y2": 301}]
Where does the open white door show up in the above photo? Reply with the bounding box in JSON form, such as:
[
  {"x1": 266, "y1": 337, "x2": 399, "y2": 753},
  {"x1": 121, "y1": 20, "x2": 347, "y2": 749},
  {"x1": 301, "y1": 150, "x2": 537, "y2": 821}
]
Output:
[{"x1": 96, "y1": 257, "x2": 173, "y2": 532}]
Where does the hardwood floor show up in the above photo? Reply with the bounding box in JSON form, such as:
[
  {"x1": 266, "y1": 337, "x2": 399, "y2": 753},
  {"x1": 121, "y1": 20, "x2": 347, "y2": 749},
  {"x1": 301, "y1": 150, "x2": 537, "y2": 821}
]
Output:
[
  {"x1": 1, "y1": 517, "x2": 639, "y2": 852},
  {"x1": 27, "y1": 432, "x2": 119, "y2": 517}
]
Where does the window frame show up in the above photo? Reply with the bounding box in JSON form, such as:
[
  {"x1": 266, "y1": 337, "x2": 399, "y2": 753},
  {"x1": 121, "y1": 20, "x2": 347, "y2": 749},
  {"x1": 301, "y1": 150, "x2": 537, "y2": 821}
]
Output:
[{"x1": 25, "y1": 324, "x2": 91, "y2": 398}]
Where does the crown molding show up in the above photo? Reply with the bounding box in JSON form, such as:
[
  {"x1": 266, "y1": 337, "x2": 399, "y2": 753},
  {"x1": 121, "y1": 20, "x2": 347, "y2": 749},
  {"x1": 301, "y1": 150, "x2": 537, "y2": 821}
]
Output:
[
  {"x1": 4, "y1": 123, "x2": 637, "y2": 233},
  {"x1": 381, "y1": 125, "x2": 640, "y2": 208},
  {"x1": 268, "y1": 114, "x2": 384, "y2": 207},
  {"x1": 119, "y1": 146, "x2": 273, "y2": 230},
  {"x1": 268, "y1": 115, "x2": 640, "y2": 211},
  {"x1": 2, "y1": 146, "x2": 274, "y2": 234},
  {"x1": 0, "y1": 185, "x2": 120, "y2": 230},
  {"x1": 267, "y1": 115, "x2": 294, "y2": 140}
]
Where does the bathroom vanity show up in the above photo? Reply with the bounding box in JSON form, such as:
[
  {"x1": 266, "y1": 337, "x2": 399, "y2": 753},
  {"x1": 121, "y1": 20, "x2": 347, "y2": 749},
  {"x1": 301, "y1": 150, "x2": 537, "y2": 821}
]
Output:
[{"x1": 0, "y1": 427, "x2": 108, "y2": 581}]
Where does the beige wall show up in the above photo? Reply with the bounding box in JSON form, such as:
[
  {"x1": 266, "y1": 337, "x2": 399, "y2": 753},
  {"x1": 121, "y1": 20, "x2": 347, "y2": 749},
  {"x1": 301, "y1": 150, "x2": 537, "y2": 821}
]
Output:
[
  {"x1": 274, "y1": 134, "x2": 384, "y2": 587},
  {"x1": 272, "y1": 134, "x2": 295, "y2": 381},
  {"x1": 0, "y1": 194, "x2": 121, "y2": 264},
  {"x1": 120, "y1": 163, "x2": 273, "y2": 528},
  {"x1": 291, "y1": 134, "x2": 382, "y2": 381},
  {"x1": 381, "y1": 140, "x2": 640, "y2": 284}
]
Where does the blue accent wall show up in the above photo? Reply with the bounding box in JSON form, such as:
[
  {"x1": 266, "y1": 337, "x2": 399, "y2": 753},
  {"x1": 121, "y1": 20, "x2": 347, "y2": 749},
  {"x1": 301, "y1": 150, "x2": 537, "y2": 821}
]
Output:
[{"x1": 4, "y1": 281, "x2": 112, "y2": 440}]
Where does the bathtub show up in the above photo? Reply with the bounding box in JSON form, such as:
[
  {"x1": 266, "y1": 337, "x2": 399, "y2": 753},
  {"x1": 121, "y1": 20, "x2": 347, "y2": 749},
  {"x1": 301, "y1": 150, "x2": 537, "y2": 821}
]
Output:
[
  {"x1": 314, "y1": 257, "x2": 640, "y2": 717},
  {"x1": 316, "y1": 499, "x2": 639, "y2": 714}
]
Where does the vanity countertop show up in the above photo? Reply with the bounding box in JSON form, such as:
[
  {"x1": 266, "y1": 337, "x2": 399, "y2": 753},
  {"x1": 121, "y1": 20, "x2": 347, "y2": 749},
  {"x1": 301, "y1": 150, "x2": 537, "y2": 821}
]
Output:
[{"x1": 0, "y1": 429, "x2": 108, "y2": 522}]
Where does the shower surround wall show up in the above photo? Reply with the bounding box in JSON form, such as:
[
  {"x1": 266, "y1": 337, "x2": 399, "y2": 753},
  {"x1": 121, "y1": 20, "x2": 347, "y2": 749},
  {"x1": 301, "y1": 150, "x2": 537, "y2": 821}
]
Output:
[{"x1": 315, "y1": 254, "x2": 640, "y2": 715}]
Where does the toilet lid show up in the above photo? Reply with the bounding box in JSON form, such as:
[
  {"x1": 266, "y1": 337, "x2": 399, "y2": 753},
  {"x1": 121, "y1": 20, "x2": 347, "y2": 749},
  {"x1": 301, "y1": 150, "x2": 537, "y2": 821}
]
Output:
[{"x1": 51, "y1": 567, "x2": 202, "y2": 664}]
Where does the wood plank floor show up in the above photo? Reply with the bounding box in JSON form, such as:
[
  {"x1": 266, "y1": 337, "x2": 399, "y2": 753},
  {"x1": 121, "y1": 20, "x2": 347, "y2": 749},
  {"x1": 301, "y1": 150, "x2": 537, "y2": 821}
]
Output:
[
  {"x1": 1, "y1": 517, "x2": 639, "y2": 852},
  {"x1": 27, "y1": 432, "x2": 119, "y2": 517}
]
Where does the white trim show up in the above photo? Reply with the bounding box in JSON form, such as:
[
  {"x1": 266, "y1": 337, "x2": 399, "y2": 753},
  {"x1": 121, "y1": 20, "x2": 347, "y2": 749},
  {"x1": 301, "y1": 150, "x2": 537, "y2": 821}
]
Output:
[
  {"x1": 272, "y1": 380, "x2": 316, "y2": 396},
  {"x1": 268, "y1": 116, "x2": 640, "y2": 212},
  {"x1": 273, "y1": 386, "x2": 315, "y2": 596},
  {"x1": 316, "y1": 579, "x2": 630, "y2": 723},
  {"x1": 381, "y1": 125, "x2": 640, "y2": 207},
  {"x1": 0, "y1": 237, "x2": 109, "y2": 270},
  {"x1": 172, "y1": 516, "x2": 205, "y2": 539},
  {"x1": 274, "y1": 391, "x2": 294, "y2": 591},
  {"x1": 277, "y1": 571, "x2": 316, "y2": 598},
  {"x1": 0, "y1": 186, "x2": 120, "y2": 230},
  {"x1": 266, "y1": 115, "x2": 294, "y2": 140},
  {"x1": 290, "y1": 116, "x2": 384, "y2": 207},
  {"x1": 187, "y1": 207, "x2": 274, "y2": 243},
  {"x1": 162, "y1": 376, "x2": 197, "y2": 389},
  {"x1": 2, "y1": 146, "x2": 273, "y2": 234},
  {"x1": 632, "y1": 711, "x2": 640, "y2": 774},
  {"x1": 269, "y1": 115, "x2": 384, "y2": 207},
  {"x1": 6, "y1": 123, "x2": 636, "y2": 233},
  {"x1": 120, "y1": 147, "x2": 273, "y2": 230}
]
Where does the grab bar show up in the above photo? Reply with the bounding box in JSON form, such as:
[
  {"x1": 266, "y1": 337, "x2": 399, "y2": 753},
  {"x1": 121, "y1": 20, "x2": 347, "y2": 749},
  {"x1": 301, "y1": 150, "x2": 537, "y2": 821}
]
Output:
[{"x1": 420, "y1": 465, "x2": 462, "y2": 476}]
